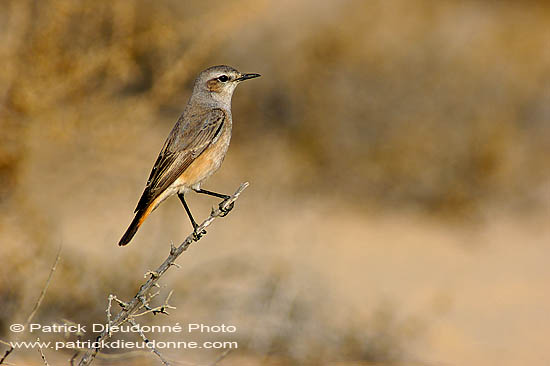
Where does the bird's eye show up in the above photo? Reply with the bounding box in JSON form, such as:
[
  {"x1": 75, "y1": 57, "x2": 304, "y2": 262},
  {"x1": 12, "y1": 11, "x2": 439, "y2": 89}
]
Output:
[{"x1": 218, "y1": 75, "x2": 229, "y2": 82}]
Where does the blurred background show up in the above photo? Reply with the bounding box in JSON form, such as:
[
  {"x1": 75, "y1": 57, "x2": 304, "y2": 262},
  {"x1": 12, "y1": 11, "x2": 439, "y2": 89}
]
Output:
[{"x1": 1, "y1": 0, "x2": 550, "y2": 365}]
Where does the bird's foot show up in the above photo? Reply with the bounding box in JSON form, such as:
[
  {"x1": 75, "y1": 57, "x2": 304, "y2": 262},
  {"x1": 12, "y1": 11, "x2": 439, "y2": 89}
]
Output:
[
  {"x1": 219, "y1": 200, "x2": 235, "y2": 217},
  {"x1": 192, "y1": 227, "x2": 207, "y2": 241}
]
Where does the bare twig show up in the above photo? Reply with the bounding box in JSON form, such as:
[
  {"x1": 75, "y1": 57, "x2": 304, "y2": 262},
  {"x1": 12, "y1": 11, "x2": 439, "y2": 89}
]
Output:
[
  {"x1": 0, "y1": 246, "x2": 61, "y2": 365},
  {"x1": 106, "y1": 295, "x2": 114, "y2": 336},
  {"x1": 37, "y1": 339, "x2": 50, "y2": 366},
  {"x1": 70, "y1": 347, "x2": 80, "y2": 366},
  {"x1": 0, "y1": 343, "x2": 14, "y2": 365},
  {"x1": 27, "y1": 246, "x2": 62, "y2": 325},
  {"x1": 59, "y1": 320, "x2": 85, "y2": 365},
  {"x1": 133, "y1": 290, "x2": 175, "y2": 317},
  {"x1": 127, "y1": 318, "x2": 170, "y2": 366},
  {"x1": 111, "y1": 295, "x2": 129, "y2": 309},
  {"x1": 76, "y1": 182, "x2": 249, "y2": 366}
]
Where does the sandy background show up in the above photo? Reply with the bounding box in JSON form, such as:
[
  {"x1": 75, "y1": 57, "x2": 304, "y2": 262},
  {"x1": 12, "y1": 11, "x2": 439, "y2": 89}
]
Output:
[{"x1": 1, "y1": 1, "x2": 550, "y2": 365}]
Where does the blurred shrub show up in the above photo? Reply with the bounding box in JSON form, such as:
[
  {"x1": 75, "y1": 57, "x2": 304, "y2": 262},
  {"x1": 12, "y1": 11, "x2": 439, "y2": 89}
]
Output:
[
  {"x1": 236, "y1": 0, "x2": 550, "y2": 216},
  {"x1": 3, "y1": 1, "x2": 548, "y2": 363},
  {"x1": 2, "y1": 0, "x2": 550, "y2": 216}
]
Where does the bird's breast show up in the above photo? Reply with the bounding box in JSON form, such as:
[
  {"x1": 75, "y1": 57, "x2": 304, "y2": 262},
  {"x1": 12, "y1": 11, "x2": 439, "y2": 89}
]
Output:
[{"x1": 174, "y1": 122, "x2": 232, "y2": 190}]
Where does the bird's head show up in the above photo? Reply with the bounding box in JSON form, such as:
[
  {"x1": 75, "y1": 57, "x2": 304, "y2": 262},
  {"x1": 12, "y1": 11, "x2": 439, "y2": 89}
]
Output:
[{"x1": 192, "y1": 65, "x2": 260, "y2": 107}]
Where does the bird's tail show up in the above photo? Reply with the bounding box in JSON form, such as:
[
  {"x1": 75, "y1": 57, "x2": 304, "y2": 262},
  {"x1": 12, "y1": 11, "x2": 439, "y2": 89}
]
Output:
[{"x1": 118, "y1": 207, "x2": 151, "y2": 246}]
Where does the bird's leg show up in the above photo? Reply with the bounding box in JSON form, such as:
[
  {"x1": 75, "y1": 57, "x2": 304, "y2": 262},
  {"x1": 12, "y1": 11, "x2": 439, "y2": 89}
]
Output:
[
  {"x1": 194, "y1": 188, "x2": 234, "y2": 217},
  {"x1": 195, "y1": 188, "x2": 230, "y2": 200},
  {"x1": 178, "y1": 193, "x2": 206, "y2": 241}
]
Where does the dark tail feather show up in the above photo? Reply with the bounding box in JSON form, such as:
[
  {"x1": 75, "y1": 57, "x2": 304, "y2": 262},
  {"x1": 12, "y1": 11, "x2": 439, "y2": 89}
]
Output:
[{"x1": 119, "y1": 209, "x2": 148, "y2": 246}]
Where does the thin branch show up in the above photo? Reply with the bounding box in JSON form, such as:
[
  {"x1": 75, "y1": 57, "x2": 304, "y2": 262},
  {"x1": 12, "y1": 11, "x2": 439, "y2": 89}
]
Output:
[
  {"x1": 127, "y1": 318, "x2": 170, "y2": 366},
  {"x1": 111, "y1": 295, "x2": 129, "y2": 309},
  {"x1": 37, "y1": 339, "x2": 50, "y2": 366},
  {"x1": 70, "y1": 351, "x2": 80, "y2": 366},
  {"x1": 133, "y1": 290, "x2": 175, "y2": 317},
  {"x1": 0, "y1": 345, "x2": 13, "y2": 365},
  {"x1": 106, "y1": 295, "x2": 114, "y2": 337},
  {"x1": 76, "y1": 182, "x2": 249, "y2": 366},
  {"x1": 0, "y1": 247, "x2": 62, "y2": 366},
  {"x1": 27, "y1": 246, "x2": 62, "y2": 325}
]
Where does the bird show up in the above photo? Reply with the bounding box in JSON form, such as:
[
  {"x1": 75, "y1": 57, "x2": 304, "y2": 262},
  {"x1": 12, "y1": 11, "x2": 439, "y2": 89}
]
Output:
[{"x1": 118, "y1": 65, "x2": 260, "y2": 246}]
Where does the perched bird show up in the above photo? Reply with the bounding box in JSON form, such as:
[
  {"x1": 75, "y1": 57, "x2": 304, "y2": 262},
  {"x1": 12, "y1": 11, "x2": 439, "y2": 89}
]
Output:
[{"x1": 119, "y1": 65, "x2": 260, "y2": 246}]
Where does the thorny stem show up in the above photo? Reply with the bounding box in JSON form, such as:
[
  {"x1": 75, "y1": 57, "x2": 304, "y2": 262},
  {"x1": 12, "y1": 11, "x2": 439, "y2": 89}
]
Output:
[{"x1": 76, "y1": 182, "x2": 249, "y2": 366}]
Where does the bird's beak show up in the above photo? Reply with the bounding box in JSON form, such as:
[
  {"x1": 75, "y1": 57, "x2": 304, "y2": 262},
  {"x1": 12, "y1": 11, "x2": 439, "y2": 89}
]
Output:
[{"x1": 235, "y1": 73, "x2": 261, "y2": 82}]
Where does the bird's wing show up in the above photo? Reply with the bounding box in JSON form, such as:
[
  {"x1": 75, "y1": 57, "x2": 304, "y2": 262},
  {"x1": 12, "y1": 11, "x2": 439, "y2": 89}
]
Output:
[{"x1": 134, "y1": 108, "x2": 226, "y2": 213}]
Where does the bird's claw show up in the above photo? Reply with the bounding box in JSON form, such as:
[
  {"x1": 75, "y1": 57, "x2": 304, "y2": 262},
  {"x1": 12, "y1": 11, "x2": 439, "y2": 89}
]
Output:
[
  {"x1": 192, "y1": 228, "x2": 206, "y2": 241},
  {"x1": 219, "y1": 200, "x2": 234, "y2": 217}
]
